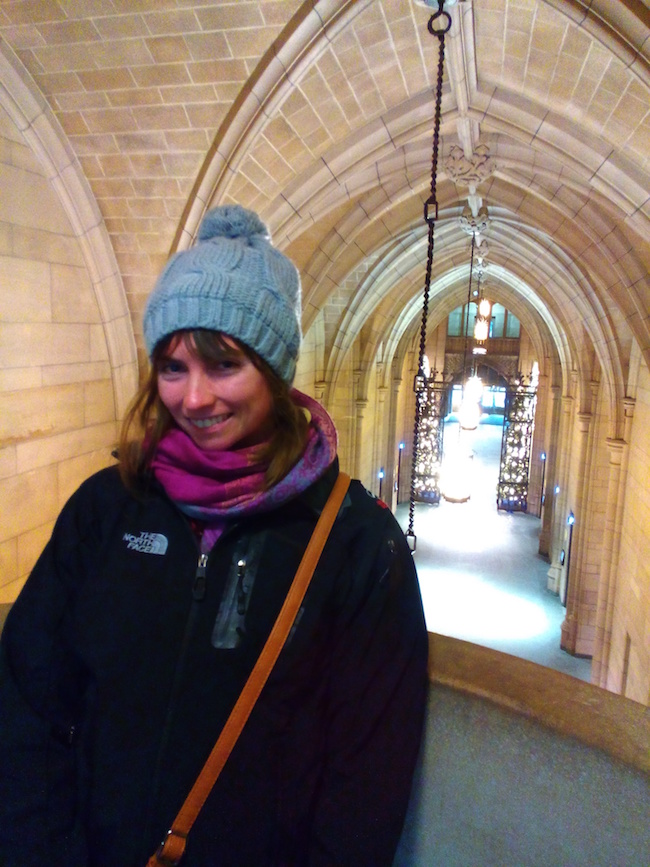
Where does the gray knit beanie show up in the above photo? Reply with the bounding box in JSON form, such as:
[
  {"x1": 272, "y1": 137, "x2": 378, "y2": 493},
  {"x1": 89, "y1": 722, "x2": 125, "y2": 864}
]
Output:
[{"x1": 143, "y1": 205, "x2": 301, "y2": 384}]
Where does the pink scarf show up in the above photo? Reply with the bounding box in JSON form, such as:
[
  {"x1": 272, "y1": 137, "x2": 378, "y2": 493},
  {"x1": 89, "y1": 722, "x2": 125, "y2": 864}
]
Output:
[{"x1": 151, "y1": 390, "x2": 338, "y2": 540}]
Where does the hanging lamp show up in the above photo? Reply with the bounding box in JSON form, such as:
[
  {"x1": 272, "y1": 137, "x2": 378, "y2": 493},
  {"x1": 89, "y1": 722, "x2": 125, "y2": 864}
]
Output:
[
  {"x1": 406, "y1": 0, "x2": 451, "y2": 551},
  {"x1": 458, "y1": 231, "x2": 483, "y2": 430}
]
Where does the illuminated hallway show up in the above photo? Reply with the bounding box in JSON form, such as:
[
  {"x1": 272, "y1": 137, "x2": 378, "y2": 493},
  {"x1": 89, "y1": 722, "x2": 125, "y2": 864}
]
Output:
[
  {"x1": 397, "y1": 420, "x2": 592, "y2": 682},
  {"x1": 0, "y1": 0, "x2": 647, "y2": 704}
]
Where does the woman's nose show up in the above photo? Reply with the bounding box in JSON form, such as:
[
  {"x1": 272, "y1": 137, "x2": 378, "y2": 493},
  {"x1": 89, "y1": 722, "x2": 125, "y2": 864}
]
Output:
[{"x1": 183, "y1": 371, "x2": 214, "y2": 410}]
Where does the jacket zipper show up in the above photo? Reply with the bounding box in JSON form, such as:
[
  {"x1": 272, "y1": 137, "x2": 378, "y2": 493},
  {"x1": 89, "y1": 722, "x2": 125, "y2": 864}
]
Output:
[
  {"x1": 193, "y1": 552, "x2": 208, "y2": 600},
  {"x1": 236, "y1": 559, "x2": 247, "y2": 614},
  {"x1": 143, "y1": 549, "x2": 208, "y2": 850}
]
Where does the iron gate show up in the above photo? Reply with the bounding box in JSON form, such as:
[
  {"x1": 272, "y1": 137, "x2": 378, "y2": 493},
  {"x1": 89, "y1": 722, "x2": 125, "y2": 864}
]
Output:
[
  {"x1": 413, "y1": 381, "x2": 447, "y2": 505},
  {"x1": 497, "y1": 381, "x2": 537, "y2": 512}
]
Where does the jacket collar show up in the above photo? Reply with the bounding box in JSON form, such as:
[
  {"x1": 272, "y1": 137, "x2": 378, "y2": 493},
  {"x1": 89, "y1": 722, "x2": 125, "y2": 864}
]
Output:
[{"x1": 296, "y1": 459, "x2": 343, "y2": 517}]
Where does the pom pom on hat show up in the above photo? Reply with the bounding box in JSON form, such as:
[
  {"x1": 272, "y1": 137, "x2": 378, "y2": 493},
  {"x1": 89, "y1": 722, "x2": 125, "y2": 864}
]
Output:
[
  {"x1": 143, "y1": 204, "x2": 301, "y2": 384},
  {"x1": 197, "y1": 205, "x2": 267, "y2": 241}
]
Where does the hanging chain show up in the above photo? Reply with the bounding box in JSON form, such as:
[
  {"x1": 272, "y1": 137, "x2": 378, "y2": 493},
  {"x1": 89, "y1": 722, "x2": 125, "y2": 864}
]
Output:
[
  {"x1": 461, "y1": 231, "x2": 477, "y2": 387},
  {"x1": 406, "y1": 0, "x2": 451, "y2": 550}
]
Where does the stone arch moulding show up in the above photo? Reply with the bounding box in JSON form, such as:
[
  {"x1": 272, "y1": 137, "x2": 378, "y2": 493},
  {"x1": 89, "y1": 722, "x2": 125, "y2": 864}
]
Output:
[
  {"x1": 171, "y1": 0, "x2": 375, "y2": 253},
  {"x1": 322, "y1": 234, "x2": 574, "y2": 399},
  {"x1": 0, "y1": 39, "x2": 138, "y2": 419}
]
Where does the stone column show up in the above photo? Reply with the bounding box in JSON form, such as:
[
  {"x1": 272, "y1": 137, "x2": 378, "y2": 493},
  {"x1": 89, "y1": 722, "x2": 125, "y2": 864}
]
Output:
[
  {"x1": 386, "y1": 375, "x2": 402, "y2": 511},
  {"x1": 539, "y1": 382, "x2": 559, "y2": 557},
  {"x1": 560, "y1": 410, "x2": 592, "y2": 654},
  {"x1": 592, "y1": 398, "x2": 634, "y2": 688},
  {"x1": 545, "y1": 387, "x2": 568, "y2": 592},
  {"x1": 376, "y1": 384, "x2": 389, "y2": 500},
  {"x1": 353, "y1": 398, "x2": 367, "y2": 483},
  {"x1": 528, "y1": 370, "x2": 548, "y2": 520},
  {"x1": 314, "y1": 380, "x2": 326, "y2": 404}
]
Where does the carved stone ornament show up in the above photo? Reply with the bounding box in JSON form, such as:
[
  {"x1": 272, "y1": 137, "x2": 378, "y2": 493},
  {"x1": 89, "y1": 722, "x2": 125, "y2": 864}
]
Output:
[
  {"x1": 459, "y1": 205, "x2": 490, "y2": 236},
  {"x1": 475, "y1": 239, "x2": 489, "y2": 262},
  {"x1": 445, "y1": 144, "x2": 496, "y2": 187}
]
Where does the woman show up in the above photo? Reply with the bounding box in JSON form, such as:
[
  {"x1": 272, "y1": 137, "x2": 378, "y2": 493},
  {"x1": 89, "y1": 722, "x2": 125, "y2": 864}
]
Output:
[{"x1": 0, "y1": 205, "x2": 428, "y2": 866}]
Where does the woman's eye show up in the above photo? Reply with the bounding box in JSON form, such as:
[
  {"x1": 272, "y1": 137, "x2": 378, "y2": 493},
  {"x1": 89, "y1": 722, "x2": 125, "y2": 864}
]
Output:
[
  {"x1": 159, "y1": 360, "x2": 185, "y2": 375},
  {"x1": 210, "y1": 359, "x2": 239, "y2": 373}
]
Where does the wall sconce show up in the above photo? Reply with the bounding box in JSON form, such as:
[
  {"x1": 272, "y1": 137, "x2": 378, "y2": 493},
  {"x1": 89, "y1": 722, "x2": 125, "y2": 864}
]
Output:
[
  {"x1": 563, "y1": 511, "x2": 576, "y2": 606},
  {"x1": 396, "y1": 443, "x2": 405, "y2": 502}
]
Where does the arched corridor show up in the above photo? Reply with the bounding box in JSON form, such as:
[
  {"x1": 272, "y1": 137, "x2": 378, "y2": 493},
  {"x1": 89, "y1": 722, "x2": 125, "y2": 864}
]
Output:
[{"x1": 0, "y1": 0, "x2": 648, "y2": 708}]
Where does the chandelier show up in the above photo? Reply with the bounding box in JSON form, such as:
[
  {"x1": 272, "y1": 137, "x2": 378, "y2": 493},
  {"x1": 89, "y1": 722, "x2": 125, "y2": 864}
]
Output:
[
  {"x1": 458, "y1": 230, "x2": 484, "y2": 431},
  {"x1": 473, "y1": 281, "x2": 491, "y2": 344}
]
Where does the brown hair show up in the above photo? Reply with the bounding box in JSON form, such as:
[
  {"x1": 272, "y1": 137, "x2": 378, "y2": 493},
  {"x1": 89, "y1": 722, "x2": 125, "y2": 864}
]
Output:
[{"x1": 117, "y1": 329, "x2": 308, "y2": 492}]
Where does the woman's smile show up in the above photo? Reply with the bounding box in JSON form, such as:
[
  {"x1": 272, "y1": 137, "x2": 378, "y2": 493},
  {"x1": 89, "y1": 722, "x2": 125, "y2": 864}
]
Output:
[{"x1": 189, "y1": 413, "x2": 230, "y2": 429}]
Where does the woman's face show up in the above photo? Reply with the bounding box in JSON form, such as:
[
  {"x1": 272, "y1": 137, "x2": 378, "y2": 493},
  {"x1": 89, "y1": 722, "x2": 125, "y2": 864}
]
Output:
[{"x1": 156, "y1": 333, "x2": 275, "y2": 451}]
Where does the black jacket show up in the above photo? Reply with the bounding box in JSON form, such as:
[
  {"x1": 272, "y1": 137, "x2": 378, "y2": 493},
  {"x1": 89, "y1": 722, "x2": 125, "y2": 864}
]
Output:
[{"x1": 0, "y1": 462, "x2": 428, "y2": 867}]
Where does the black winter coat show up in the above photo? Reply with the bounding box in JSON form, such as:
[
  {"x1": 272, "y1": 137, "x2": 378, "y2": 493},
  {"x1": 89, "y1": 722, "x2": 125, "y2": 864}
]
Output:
[{"x1": 0, "y1": 461, "x2": 428, "y2": 867}]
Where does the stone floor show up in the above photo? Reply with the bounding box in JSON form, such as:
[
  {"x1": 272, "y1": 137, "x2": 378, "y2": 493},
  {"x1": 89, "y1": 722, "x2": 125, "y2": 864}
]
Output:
[{"x1": 397, "y1": 419, "x2": 592, "y2": 683}]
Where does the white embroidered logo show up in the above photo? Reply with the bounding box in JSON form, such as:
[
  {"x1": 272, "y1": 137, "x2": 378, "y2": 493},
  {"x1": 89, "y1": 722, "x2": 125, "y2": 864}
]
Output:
[{"x1": 123, "y1": 532, "x2": 168, "y2": 555}]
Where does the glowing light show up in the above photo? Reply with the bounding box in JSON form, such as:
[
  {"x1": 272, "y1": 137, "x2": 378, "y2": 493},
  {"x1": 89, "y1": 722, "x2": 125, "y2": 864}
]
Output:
[
  {"x1": 473, "y1": 318, "x2": 489, "y2": 341},
  {"x1": 464, "y1": 375, "x2": 483, "y2": 403},
  {"x1": 478, "y1": 297, "x2": 491, "y2": 318},
  {"x1": 458, "y1": 399, "x2": 481, "y2": 430},
  {"x1": 459, "y1": 375, "x2": 483, "y2": 431},
  {"x1": 440, "y1": 443, "x2": 473, "y2": 504}
]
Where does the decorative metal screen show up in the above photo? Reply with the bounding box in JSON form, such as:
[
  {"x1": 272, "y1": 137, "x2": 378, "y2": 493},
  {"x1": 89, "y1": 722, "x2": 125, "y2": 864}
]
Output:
[
  {"x1": 413, "y1": 381, "x2": 447, "y2": 505},
  {"x1": 497, "y1": 382, "x2": 537, "y2": 511}
]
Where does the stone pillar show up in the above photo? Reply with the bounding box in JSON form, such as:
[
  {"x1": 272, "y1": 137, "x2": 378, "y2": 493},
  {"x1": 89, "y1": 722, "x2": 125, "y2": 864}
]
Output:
[
  {"x1": 538, "y1": 382, "x2": 559, "y2": 557},
  {"x1": 529, "y1": 370, "x2": 548, "y2": 520},
  {"x1": 386, "y1": 375, "x2": 402, "y2": 511},
  {"x1": 592, "y1": 398, "x2": 634, "y2": 688},
  {"x1": 545, "y1": 387, "x2": 568, "y2": 592},
  {"x1": 376, "y1": 385, "x2": 389, "y2": 500},
  {"x1": 314, "y1": 380, "x2": 326, "y2": 403},
  {"x1": 560, "y1": 410, "x2": 592, "y2": 654},
  {"x1": 353, "y1": 398, "x2": 367, "y2": 483}
]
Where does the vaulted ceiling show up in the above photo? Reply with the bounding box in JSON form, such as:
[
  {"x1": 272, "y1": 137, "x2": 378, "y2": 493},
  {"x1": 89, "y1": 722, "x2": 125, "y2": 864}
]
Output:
[{"x1": 1, "y1": 0, "x2": 648, "y2": 433}]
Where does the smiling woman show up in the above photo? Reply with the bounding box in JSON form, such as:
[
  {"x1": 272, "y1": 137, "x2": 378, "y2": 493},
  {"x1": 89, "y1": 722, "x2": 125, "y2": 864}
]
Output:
[{"x1": 0, "y1": 204, "x2": 428, "y2": 867}]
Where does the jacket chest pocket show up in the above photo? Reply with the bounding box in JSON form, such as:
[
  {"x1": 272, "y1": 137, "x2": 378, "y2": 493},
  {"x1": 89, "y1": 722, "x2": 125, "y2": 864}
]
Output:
[{"x1": 211, "y1": 532, "x2": 267, "y2": 649}]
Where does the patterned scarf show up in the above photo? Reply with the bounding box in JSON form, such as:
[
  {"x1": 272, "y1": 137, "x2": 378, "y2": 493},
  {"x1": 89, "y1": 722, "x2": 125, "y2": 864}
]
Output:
[{"x1": 151, "y1": 389, "x2": 338, "y2": 550}]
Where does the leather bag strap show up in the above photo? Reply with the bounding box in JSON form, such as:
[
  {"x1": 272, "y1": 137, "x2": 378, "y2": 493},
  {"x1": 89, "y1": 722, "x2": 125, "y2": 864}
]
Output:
[{"x1": 148, "y1": 472, "x2": 351, "y2": 867}]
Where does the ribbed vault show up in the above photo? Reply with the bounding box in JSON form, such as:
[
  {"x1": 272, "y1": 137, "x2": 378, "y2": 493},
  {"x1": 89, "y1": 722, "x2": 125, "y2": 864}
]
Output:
[
  {"x1": 1, "y1": 0, "x2": 649, "y2": 692},
  {"x1": 1, "y1": 0, "x2": 646, "y2": 411}
]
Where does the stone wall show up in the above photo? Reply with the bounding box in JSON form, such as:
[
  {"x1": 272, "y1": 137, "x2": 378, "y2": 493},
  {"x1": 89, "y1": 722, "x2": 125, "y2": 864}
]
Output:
[
  {"x1": 0, "y1": 106, "x2": 118, "y2": 602},
  {"x1": 610, "y1": 359, "x2": 650, "y2": 704}
]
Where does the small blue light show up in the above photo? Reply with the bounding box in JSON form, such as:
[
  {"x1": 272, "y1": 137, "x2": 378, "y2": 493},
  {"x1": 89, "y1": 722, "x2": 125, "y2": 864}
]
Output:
[
  {"x1": 554, "y1": 485, "x2": 560, "y2": 495},
  {"x1": 567, "y1": 511, "x2": 575, "y2": 526},
  {"x1": 378, "y1": 469, "x2": 384, "y2": 479},
  {"x1": 399, "y1": 442, "x2": 405, "y2": 450},
  {"x1": 540, "y1": 452, "x2": 546, "y2": 461}
]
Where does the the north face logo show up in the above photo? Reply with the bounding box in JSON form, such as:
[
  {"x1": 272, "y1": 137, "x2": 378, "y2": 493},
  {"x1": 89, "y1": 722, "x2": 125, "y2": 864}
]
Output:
[{"x1": 123, "y1": 532, "x2": 168, "y2": 555}]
